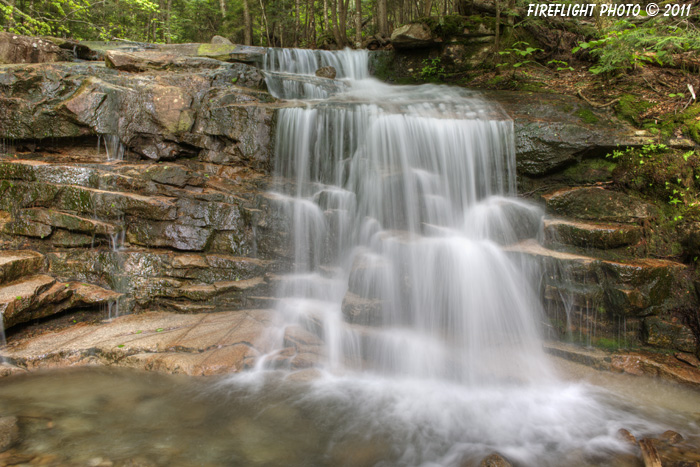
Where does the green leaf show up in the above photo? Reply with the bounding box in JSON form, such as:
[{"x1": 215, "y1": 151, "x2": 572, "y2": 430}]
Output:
[{"x1": 156, "y1": 328, "x2": 164, "y2": 332}]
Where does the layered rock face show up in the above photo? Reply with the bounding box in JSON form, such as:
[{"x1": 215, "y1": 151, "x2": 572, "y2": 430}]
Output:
[
  {"x1": 0, "y1": 35, "x2": 698, "y2": 380},
  {"x1": 0, "y1": 39, "x2": 306, "y2": 374}
]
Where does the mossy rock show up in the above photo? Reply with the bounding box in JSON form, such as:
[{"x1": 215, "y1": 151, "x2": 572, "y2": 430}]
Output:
[
  {"x1": 615, "y1": 94, "x2": 654, "y2": 126},
  {"x1": 576, "y1": 108, "x2": 599, "y2": 124}
]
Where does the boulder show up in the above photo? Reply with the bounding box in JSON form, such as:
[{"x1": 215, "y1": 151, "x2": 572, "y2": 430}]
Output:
[
  {"x1": 315, "y1": 66, "x2": 337, "y2": 79},
  {"x1": 390, "y1": 23, "x2": 437, "y2": 49},
  {"x1": 211, "y1": 35, "x2": 234, "y2": 46},
  {"x1": 0, "y1": 32, "x2": 70, "y2": 64}
]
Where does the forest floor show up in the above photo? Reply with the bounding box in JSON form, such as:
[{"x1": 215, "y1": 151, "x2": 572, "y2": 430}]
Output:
[{"x1": 462, "y1": 62, "x2": 700, "y2": 133}]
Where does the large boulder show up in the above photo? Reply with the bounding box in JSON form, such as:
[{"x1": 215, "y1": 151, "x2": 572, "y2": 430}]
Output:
[
  {"x1": 390, "y1": 23, "x2": 437, "y2": 49},
  {"x1": 0, "y1": 32, "x2": 70, "y2": 64}
]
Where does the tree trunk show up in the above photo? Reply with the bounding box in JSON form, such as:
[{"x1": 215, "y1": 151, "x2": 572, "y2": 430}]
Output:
[
  {"x1": 336, "y1": 0, "x2": 348, "y2": 46},
  {"x1": 295, "y1": 0, "x2": 300, "y2": 46},
  {"x1": 243, "y1": 0, "x2": 252, "y2": 45},
  {"x1": 354, "y1": 0, "x2": 361, "y2": 46},
  {"x1": 330, "y1": 0, "x2": 343, "y2": 45},
  {"x1": 165, "y1": 0, "x2": 172, "y2": 43},
  {"x1": 323, "y1": 0, "x2": 329, "y2": 32},
  {"x1": 423, "y1": 0, "x2": 432, "y2": 16},
  {"x1": 494, "y1": 0, "x2": 501, "y2": 72},
  {"x1": 377, "y1": 0, "x2": 388, "y2": 37},
  {"x1": 218, "y1": 0, "x2": 226, "y2": 17}
]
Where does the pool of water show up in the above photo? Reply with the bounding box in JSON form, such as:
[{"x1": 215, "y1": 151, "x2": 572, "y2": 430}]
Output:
[{"x1": 1, "y1": 361, "x2": 698, "y2": 466}]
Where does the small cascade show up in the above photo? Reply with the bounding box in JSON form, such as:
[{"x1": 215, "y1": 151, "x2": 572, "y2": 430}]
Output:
[
  {"x1": 263, "y1": 47, "x2": 369, "y2": 100},
  {"x1": 100, "y1": 134, "x2": 125, "y2": 161}
]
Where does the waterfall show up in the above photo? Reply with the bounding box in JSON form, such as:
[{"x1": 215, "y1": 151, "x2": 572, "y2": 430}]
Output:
[
  {"x1": 260, "y1": 51, "x2": 552, "y2": 384},
  {"x1": 223, "y1": 48, "x2": 658, "y2": 466}
]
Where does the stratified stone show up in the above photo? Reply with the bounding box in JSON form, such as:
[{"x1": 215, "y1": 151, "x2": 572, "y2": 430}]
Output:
[
  {"x1": 543, "y1": 187, "x2": 657, "y2": 223},
  {"x1": 643, "y1": 316, "x2": 696, "y2": 353},
  {"x1": 5, "y1": 309, "x2": 279, "y2": 376},
  {"x1": 0, "y1": 250, "x2": 45, "y2": 285},
  {"x1": 543, "y1": 218, "x2": 642, "y2": 249}
]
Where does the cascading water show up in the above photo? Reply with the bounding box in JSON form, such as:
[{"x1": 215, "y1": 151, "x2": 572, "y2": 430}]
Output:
[{"x1": 222, "y1": 48, "x2": 675, "y2": 466}]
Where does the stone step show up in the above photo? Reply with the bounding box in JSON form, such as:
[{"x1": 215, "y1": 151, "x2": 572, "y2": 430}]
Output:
[
  {"x1": 0, "y1": 180, "x2": 178, "y2": 222},
  {"x1": 543, "y1": 218, "x2": 642, "y2": 250},
  {"x1": 3, "y1": 308, "x2": 277, "y2": 376},
  {"x1": 174, "y1": 277, "x2": 267, "y2": 301},
  {"x1": 1, "y1": 207, "x2": 121, "y2": 240},
  {"x1": 505, "y1": 240, "x2": 688, "y2": 315},
  {"x1": 543, "y1": 186, "x2": 657, "y2": 224},
  {"x1": 0, "y1": 250, "x2": 45, "y2": 285},
  {"x1": 0, "y1": 274, "x2": 121, "y2": 329}
]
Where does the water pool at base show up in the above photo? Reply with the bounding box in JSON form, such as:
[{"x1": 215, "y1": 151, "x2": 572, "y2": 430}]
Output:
[{"x1": 0, "y1": 363, "x2": 698, "y2": 466}]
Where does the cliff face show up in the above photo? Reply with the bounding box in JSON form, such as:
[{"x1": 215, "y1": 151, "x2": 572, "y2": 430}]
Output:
[{"x1": 0, "y1": 36, "x2": 698, "y2": 380}]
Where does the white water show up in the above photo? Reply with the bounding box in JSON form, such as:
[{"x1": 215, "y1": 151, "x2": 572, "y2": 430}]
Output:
[{"x1": 222, "y1": 49, "x2": 682, "y2": 465}]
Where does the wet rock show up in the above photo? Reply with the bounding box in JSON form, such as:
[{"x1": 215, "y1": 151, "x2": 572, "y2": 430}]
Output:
[
  {"x1": 16, "y1": 208, "x2": 118, "y2": 235},
  {"x1": 315, "y1": 66, "x2": 337, "y2": 79},
  {"x1": 543, "y1": 218, "x2": 642, "y2": 249},
  {"x1": 51, "y1": 229, "x2": 95, "y2": 248},
  {"x1": 643, "y1": 316, "x2": 696, "y2": 353},
  {"x1": 543, "y1": 187, "x2": 657, "y2": 223},
  {"x1": 390, "y1": 23, "x2": 437, "y2": 49},
  {"x1": 127, "y1": 220, "x2": 212, "y2": 251},
  {"x1": 342, "y1": 292, "x2": 384, "y2": 326},
  {"x1": 611, "y1": 352, "x2": 700, "y2": 388},
  {"x1": 0, "y1": 416, "x2": 19, "y2": 452},
  {"x1": 5, "y1": 309, "x2": 274, "y2": 376},
  {"x1": 0, "y1": 274, "x2": 121, "y2": 329},
  {"x1": 478, "y1": 453, "x2": 512, "y2": 467},
  {"x1": 0, "y1": 32, "x2": 70, "y2": 64},
  {"x1": 211, "y1": 35, "x2": 233, "y2": 46},
  {"x1": 660, "y1": 430, "x2": 684, "y2": 444},
  {"x1": 0, "y1": 250, "x2": 45, "y2": 285},
  {"x1": 2, "y1": 218, "x2": 52, "y2": 238},
  {"x1": 675, "y1": 352, "x2": 700, "y2": 368},
  {"x1": 0, "y1": 60, "x2": 271, "y2": 160},
  {"x1": 483, "y1": 92, "x2": 648, "y2": 177},
  {"x1": 617, "y1": 428, "x2": 638, "y2": 445}
]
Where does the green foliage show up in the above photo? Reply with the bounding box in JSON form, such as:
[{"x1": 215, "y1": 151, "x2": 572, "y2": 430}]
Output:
[
  {"x1": 547, "y1": 59, "x2": 573, "y2": 72},
  {"x1": 420, "y1": 57, "x2": 445, "y2": 81},
  {"x1": 574, "y1": 19, "x2": 700, "y2": 76},
  {"x1": 497, "y1": 41, "x2": 542, "y2": 77}
]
